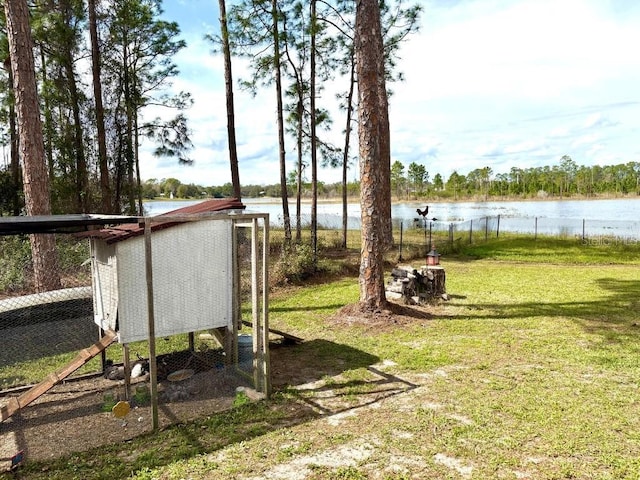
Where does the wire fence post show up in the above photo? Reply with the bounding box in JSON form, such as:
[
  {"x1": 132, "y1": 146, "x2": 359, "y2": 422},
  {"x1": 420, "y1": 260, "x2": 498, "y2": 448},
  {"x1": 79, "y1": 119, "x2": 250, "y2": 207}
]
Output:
[
  {"x1": 582, "y1": 218, "x2": 586, "y2": 243},
  {"x1": 485, "y1": 216, "x2": 489, "y2": 241},
  {"x1": 429, "y1": 222, "x2": 433, "y2": 248},
  {"x1": 469, "y1": 219, "x2": 473, "y2": 244},
  {"x1": 449, "y1": 223, "x2": 454, "y2": 248},
  {"x1": 496, "y1": 214, "x2": 501, "y2": 238},
  {"x1": 535, "y1": 217, "x2": 538, "y2": 240}
]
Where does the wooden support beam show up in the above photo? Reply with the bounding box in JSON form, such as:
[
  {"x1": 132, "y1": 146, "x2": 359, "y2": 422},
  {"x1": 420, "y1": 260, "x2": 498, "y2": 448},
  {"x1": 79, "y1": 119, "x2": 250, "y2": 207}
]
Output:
[
  {"x1": 0, "y1": 330, "x2": 117, "y2": 423},
  {"x1": 241, "y1": 320, "x2": 303, "y2": 345}
]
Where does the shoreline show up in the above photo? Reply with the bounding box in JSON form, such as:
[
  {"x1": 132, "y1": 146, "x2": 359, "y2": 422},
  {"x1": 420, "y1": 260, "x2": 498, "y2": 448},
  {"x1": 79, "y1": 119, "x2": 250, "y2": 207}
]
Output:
[{"x1": 149, "y1": 193, "x2": 640, "y2": 205}]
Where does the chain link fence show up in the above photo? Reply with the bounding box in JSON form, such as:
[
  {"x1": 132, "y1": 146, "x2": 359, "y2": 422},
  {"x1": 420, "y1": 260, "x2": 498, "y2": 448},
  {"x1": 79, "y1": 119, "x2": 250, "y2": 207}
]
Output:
[{"x1": 0, "y1": 212, "x2": 269, "y2": 467}]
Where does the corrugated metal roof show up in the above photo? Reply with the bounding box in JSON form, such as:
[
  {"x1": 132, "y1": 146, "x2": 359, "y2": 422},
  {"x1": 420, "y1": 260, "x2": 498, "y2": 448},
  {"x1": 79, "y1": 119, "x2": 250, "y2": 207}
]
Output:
[
  {"x1": 0, "y1": 214, "x2": 140, "y2": 235},
  {"x1": 79, "y1": 198, "x2": 245, "y2": 244}
]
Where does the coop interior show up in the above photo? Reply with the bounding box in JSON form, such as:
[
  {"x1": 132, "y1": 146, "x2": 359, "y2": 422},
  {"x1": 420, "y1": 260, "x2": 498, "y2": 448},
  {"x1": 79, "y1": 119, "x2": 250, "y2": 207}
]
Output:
[{"x1": 0, "y1": 207, "x2": 270, "y2": 466}]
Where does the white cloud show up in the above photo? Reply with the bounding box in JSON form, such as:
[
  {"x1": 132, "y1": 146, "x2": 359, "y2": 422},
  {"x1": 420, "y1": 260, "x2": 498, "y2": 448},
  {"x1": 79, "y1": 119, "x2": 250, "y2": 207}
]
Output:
[{"x1": 140, "y1": 0, "x2": 640, "y2": 187}]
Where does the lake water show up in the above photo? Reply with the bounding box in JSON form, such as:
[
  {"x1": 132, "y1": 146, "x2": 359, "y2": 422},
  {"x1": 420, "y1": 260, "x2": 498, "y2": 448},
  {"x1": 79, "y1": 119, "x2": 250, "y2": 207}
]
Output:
[{"x1": 145, "y1": 197, "x2": 640, "y2": 239}]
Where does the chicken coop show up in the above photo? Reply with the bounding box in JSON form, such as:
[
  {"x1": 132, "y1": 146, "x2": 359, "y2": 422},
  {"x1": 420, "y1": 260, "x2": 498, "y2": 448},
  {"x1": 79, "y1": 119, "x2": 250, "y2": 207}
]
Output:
[
  {"x1": 84, "y1": 199, "x2": 270, "y2": 428},
  {"x1": 0, "y1": 199, "x2": 270, "y2": 466}
]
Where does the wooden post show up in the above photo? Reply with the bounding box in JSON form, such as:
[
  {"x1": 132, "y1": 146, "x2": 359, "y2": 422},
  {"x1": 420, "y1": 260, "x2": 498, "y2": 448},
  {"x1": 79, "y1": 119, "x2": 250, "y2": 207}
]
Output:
[
  {"x1": 144, "y1": 219, "x2": 159, "y2": 431},
  {"x1": 260, "y1": 217, "x2": 271, "y2": 396},
  {"x1": 249, "y1": 219, "x2": 258, "y2": 389},
  {"x1": 123, "y1": 343, "x2": 131, "y2": 400},
  {"x1": 100, "y1": 326, "x2": 107, "y2": 373},
  {"x1": 229, "y1": 218, "x2": 239, "y2": 366}
]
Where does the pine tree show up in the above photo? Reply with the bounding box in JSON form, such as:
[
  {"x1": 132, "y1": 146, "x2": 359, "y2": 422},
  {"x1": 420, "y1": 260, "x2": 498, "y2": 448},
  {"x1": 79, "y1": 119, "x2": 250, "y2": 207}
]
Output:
[
  {"x1": 355, "y1": 0, "x2": 389, "y2": 310},
  {"x1": 4, "y1": 0, "x2": 61, "y2": 292}
]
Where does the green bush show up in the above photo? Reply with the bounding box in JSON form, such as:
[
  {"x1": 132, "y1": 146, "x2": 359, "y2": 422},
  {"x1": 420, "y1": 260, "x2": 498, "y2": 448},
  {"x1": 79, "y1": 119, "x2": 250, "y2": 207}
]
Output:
[
  {"x1": 56, "y1": 236, "x2": 91, "y2": 272},
  {"x1": 0, "y1": 236, "x2": 31, "y2": 293},
  {"x1": 271, "y1": 243, "x2": 317, "y2": 285},
  {"x1": 0, "y1": 236, "x2": 92, "y2": 294}
]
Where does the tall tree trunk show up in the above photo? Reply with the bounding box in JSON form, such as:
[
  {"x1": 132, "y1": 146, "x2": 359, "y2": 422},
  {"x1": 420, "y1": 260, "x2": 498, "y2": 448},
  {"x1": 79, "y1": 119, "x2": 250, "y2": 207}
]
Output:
[
  {"x1": 4, "y1": 0, "x2": 61, "y2": 292},
  {"x1": 88, "y1": 0, "x2": 112, "y2": 213},
  {"x1": 135, "y1": 114, "x2": 143, "y2": 215},
  {"x1": 39, "y1": 46, "x2": 55, "y2": 181},
  {"x1": 295, "y1": 91, "x2": 303, "y2": 243},
  {"x1": 60, "y1": 5, "x2": 89, "y2": 213},
  {"x1": 355, "y1": 0, "x2": 389, "y2": 310},
  {"x1": 272, "y1": 0, "x2": 291, "y2": 246},
  {"x1": 114, "y1": 123, "x2": 124, "y2": 212},
  {"x1": 375, "y1": 7, "x2": 392, "y2": 248},
  {"x1": 341, "y1": 50, "x2": 356, "y2": 249},
  {"x1": 122, "y1": 39, "x2": 136, "y2": 214},
  {"x1": 218, "y1": 0, "x2": 241, "y2": 200},
  {"x1": 310, "y1": 0, "x2": 318, "y2": 267},
  {"x1": 4, "y1": 58, "x2": 22, "y2": 216}
]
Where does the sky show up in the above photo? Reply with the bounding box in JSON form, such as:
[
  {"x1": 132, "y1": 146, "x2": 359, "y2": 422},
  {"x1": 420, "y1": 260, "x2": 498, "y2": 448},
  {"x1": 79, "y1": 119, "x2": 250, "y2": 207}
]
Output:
[{"x1": 140, "y1": 0, "x2": 640, "y2": 187}]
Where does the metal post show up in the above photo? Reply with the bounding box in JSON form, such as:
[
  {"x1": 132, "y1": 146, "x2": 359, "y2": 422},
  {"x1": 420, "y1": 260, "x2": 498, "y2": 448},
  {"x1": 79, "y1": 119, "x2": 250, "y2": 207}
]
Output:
[
  {"x1": 496, "y1": 214, "x2": 501, "y2": 238},
  {"x1": 469, "y1": 219, "x2": 473, "y2": 244},
  {"x1": 535, "y1": 217, "x2": 538, "y2": 240},
  {"x1": 429, "y1": 222, "x2": 433, "y2": 248},
  {"x1": 582, "y1": 218, "x2": 586, "y2": 243},
  {"x1": 399, "y1": 221, "x2": 404, "y2": 261},
  {"x1": 423, "y1": 218, "x2": 427, "y2": 248}
]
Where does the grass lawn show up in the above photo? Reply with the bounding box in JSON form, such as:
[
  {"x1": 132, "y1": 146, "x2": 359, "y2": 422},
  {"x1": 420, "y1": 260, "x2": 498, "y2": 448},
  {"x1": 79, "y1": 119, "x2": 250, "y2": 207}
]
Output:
[{"x1": 4, "y1": 237, "x2": 640, "y2": 479}]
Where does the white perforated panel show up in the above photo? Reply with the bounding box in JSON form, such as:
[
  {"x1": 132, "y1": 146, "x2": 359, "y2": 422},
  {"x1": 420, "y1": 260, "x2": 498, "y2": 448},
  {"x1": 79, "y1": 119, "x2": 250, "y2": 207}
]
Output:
[{"x1": 114, "y1": 219, "x2": 233, "y2": 343}]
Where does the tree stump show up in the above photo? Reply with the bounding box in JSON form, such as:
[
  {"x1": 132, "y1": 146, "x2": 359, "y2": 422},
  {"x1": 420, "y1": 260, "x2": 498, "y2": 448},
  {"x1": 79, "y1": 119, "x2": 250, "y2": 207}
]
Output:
[{"x1": 420, "y1": 266, "x2": 446, "y2": 299}]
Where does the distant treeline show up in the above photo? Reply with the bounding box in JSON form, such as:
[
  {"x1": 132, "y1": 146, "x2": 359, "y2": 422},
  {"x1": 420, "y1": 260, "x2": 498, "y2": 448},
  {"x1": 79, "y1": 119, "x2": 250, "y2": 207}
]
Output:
[
  {"x1": 137, "y1": 156, "x2": 640, "y2": 202},
  {"x1": 392, "y1": 156, "x2": 640, "y2": 200}
]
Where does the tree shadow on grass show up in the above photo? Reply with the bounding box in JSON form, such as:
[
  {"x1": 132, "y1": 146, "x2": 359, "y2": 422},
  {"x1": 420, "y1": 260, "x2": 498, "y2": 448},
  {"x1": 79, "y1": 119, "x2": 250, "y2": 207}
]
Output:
[{"x1": 12, "y1": 339, "x2": 419, "y2": 480}]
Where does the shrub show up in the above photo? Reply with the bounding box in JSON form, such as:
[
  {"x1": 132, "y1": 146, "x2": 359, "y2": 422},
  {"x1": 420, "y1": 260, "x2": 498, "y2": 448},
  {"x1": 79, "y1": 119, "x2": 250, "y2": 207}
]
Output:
[
  {"x1": 0, "y1": 236, "x2": 31, "y2": 293},
  {"x1": 271, "y1": 243, "x2": 317, "y2": 285}
]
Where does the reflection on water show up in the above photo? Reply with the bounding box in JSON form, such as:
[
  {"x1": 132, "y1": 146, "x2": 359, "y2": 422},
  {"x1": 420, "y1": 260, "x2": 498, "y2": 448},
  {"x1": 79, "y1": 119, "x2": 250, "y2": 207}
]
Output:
[{"x1": 145, "y1": 197, "x2": 640, "y2": 238}]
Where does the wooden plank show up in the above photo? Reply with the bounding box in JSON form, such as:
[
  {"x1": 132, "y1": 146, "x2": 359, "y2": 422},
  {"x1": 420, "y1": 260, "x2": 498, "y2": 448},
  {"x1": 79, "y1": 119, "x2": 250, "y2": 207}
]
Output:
[
  {"x1": 0, "y1": 330, "x2": 117, "y2": 423},
  {"x1": 242, "y1": 320, "x2": 303, "y2": 344}
]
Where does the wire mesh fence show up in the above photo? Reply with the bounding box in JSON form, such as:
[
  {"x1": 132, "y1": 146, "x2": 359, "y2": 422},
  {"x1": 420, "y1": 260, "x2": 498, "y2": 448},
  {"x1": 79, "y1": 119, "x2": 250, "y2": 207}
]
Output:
[
  {"x1": 0, "y1": 212, "x2": 269, "y2": 467},
  {"x1": 390, "y1": 215, "x2": 640, "y2": 262}
]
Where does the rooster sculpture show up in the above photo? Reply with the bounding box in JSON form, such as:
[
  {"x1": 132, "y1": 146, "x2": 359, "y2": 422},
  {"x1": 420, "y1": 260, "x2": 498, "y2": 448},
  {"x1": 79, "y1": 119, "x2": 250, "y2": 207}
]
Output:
[{"x1": 416, "y1": 206, "x2": 429, "y2": 217}]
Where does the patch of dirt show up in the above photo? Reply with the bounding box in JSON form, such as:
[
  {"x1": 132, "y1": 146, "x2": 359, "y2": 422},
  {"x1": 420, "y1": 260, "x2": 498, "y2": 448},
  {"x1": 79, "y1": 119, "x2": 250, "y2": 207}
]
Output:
[
  {"x1": 0, "y1": 366, "x2": 250, "y2": 468},
  {"x1": 330, "y1": 300, "x2": 434, "y2": 331}
]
